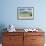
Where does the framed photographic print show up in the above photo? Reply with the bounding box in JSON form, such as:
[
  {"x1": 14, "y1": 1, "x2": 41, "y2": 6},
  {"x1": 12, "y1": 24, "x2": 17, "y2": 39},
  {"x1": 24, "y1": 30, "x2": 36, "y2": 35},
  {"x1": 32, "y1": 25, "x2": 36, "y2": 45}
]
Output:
[{"x1": 17, "y1": 7, "x2": 34, "y2": 20}]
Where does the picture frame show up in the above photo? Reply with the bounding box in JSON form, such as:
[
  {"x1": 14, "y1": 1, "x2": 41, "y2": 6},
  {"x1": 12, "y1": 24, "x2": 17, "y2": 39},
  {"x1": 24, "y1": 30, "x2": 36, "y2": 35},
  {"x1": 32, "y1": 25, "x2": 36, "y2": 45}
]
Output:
[{"x1": 17, "y1": 7, "x2": 34, "y2": 20}]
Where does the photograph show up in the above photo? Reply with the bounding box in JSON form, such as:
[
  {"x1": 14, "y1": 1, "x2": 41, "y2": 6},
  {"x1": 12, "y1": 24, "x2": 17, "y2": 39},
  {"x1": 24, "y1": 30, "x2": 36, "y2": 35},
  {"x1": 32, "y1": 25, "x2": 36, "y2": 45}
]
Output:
[{"x1": 17, "y1": 7, "x2": 34, "y2": 20}]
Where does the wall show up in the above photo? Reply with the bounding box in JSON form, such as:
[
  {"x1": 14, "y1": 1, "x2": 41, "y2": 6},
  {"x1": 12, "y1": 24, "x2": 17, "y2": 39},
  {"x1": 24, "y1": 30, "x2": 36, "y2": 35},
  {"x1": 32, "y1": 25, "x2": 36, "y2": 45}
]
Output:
[{"x1": 0, "y1": 0, "x2": 46, "y2": 30}]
